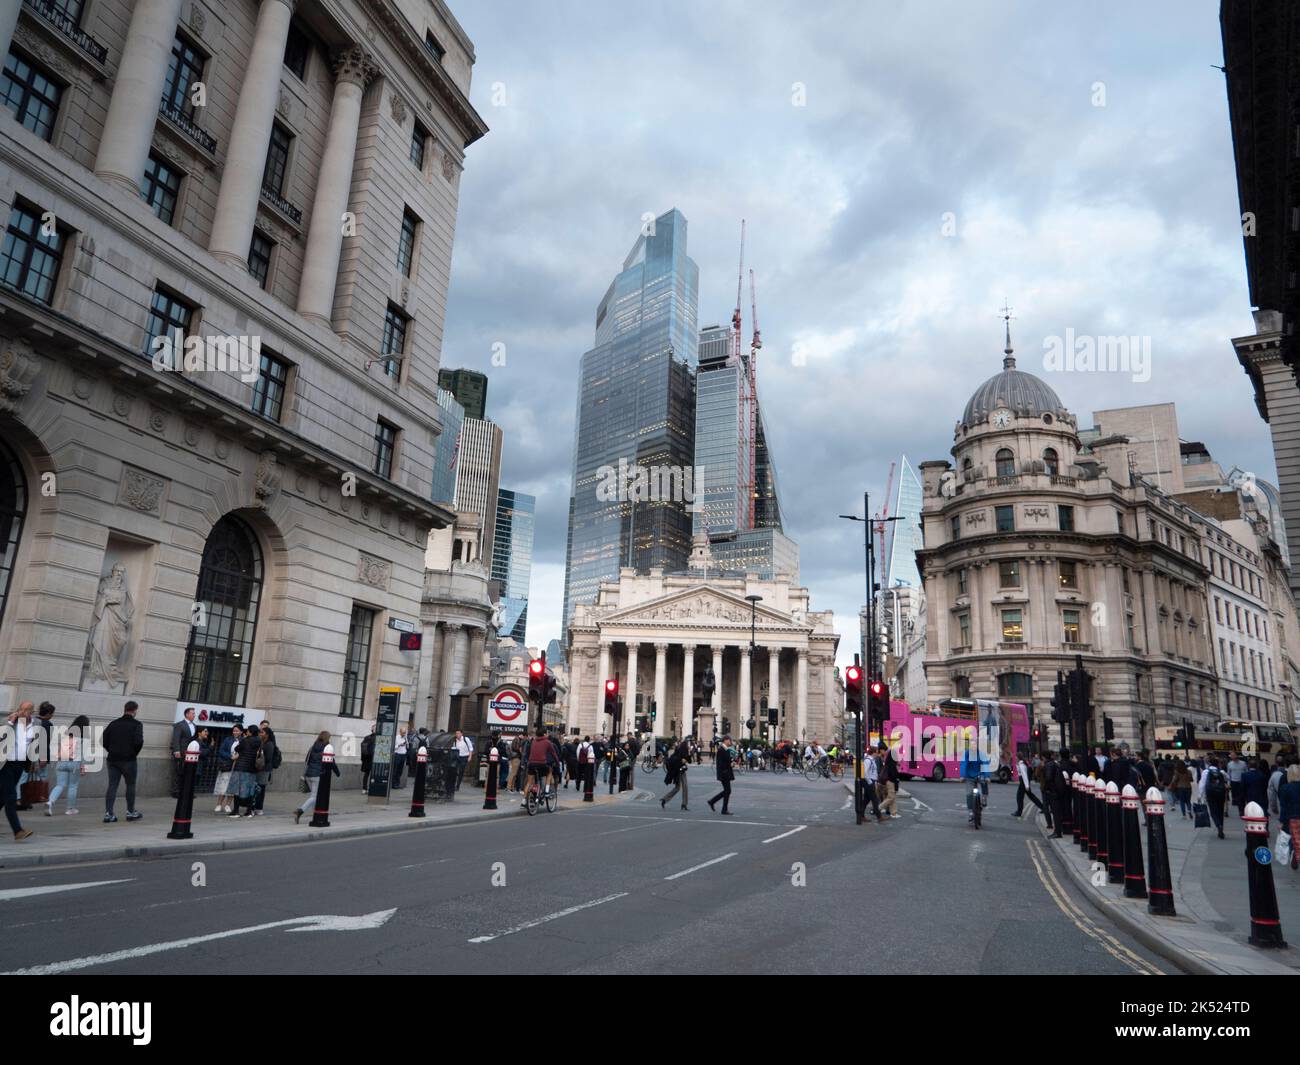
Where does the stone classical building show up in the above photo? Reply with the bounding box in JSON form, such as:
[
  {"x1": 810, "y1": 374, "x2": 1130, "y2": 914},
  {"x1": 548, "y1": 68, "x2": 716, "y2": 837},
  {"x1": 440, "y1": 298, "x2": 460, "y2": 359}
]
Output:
[
  {"x1": 0, "y1": 0, "x2": 486, "y2": 791},
  {"x1": 567, "y1": 543, "x2": 840, "y2": 744},
  {"x1": 917, "y1": 339, "x2": 1220, "y2": 748}
]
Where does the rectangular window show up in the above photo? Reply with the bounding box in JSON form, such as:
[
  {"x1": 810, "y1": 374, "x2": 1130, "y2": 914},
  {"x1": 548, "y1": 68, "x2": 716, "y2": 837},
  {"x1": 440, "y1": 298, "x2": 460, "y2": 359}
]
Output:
[
  {"x1": 1236, "y1": 605, "x2": 1243, "y2": 631},
  {"x1": 162, "y1": 33, "x2": 206, "y2": 119},
  {"x1": 1062, "y1": 609, "x2": 1080, "y2": 643},
  {"x1": 250, "y1": 350, "x2": 290, "y2": 422},
  {"x1": 381, "y1": 304, "x2": 408, "y2": 379},
  {"x1": 1126, "y1": 613, "x2": 1136, "y2": 650},
  {"x1": 46, "y1": 0, "x2": 86, "y2": 20},
  {"x1": 1058, "y1": 504, "x2": 1074, "y2": 532},
  {"x1": 1000, "y1": 609, "x2": 1023, "y2": 642},
  {"x1": 950, "y1": 515, "x2": 961, "y2": 541},
  {"x1": 999, "y1": 560, "x2": 1020, "y2": 588},
  {"x1": 373, "y1": 419, "x2": 397, "y2": 478},
  {"x1": 410, "y1": 121, "x2": 428, "y2": 170},
  {"x1": 425, "y1": 30, "x2": 446, "y2": 62},
  {"x1": 1214, "y1": 596, "x2": 1221, "y2": 623},
  {"x1": 956, "y1": 567, "x2": 968, "y2": 595},
  {"x1": 284, "y1": 20, "x2": 310, "y2": 79},
  {"x1": 248, "y1": 231, "x2": 273, "y2": 289},
  {"x1": 263, "y1": 123, "x2": 292, "y2": 197},
  {"x1": 995, "y1": 505, "x2": 1014, "y2": 532},
  {"x1": 397, "y1": 208, "x2": 419, "y2": 276},
  {"x1": 141, "y1": 153, "x2": 183, "y2": 225},
  {"x1": 339, "y1": 605, "x2": 375, "y2": 717},
  {"x1": 1058, "y1": 560, "x2": 1077, "y2": 589},
  {"x1": 142, "y1": 287, "x2": 196, "y2": 360},
  {"x1": 957, "y1": 612, "x2": 970, "y2": 647},
  {"x1": 1, "y1": 202, "x2": 66, "y2": 305},
  {"x1": 1, "y1": 51, "x2": 63, "y2": 141}
]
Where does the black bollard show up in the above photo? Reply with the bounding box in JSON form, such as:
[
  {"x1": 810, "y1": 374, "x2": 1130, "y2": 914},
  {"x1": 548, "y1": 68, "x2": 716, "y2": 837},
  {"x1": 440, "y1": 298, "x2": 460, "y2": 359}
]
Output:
[
  {"x1": 1086, "y1": 777, "x2": 1099, "y2": 862},
  {"x1": 1073, "y1": 774, "x2": 1086, "y2": 850},
  {"x1": 167, "y1": 740, "x2": 201, "y2": 840},
  {"x1": 607, "y1": 751, "x2": 615, "y2": 795},
  {"x1": 1121, "y1": 784, "x2": 1147, "y2": 900},
  {"x1": 1144, "y1": 786, "x2": 1176, "y2": 916},
  {"x1": 1105, "y1": 781, "x2": 1124, "y2": 885},
  {"x1": 483, "y1": 747, "x2": 499, "y2": 811},
  {"x1": 1243, "y1": 801, "x2": 1288, "y2": 948},
  {"x1": 583, "y1": 758, "x2": 594, "y2": 803},
  {"x1": 309, "y1": 743, "x2": 334, "y2": 827},
  {"x1": 409, "y1": 746, "x2": 427, "y2": 818}
]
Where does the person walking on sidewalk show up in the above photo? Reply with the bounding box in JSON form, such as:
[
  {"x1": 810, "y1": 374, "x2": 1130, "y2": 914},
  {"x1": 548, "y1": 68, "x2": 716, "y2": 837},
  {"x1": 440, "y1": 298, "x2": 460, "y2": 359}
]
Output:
[
  {"x1": 454, "y1": 730, "x2": 474, "y2": 787},
  {"x1": 1200, "y1": 757, "x2": 1229, "y2": 839},
  {"x1": 1226, "y1": 753, "x2": 1248, "y2": 817},
  {"x1": 2, "y1": 703, "x2": 36, "y2": 840},
  {"x1": 360, "y1": 725, "x2": 375, "y2": 793},
  {"x1": 47, "y1": 714, "x2": 90, "y2": 817},
  {"x1": 1013, "y1": 752, "x2": 1049, "y2": 825},
  {"x1": 708, "y1": 736, "x2": 735, "y2": 815},
  {"x1": 1170, "y1": 757, "x2": 1193, "y2": 818},
  {"x1": 228, "y1": 725, "x2": 262, "y2": 818},
  {"x1": 102, "y1": 700, "x2": 144, "y2": 823},
  {"x1": 1242, "y1": 758, "x2": 1269, "y2": 814},
  {"x1": 861, "y1": 745, "x2": 884, "y2": 822},
  {"x1": 171, "y1": 707, "x2": 197, "y2": 798},
  {"x1": 253, "y1": 723, "x2": 277, "y2": 815},
  {"x1": 661, "y1": 736, "x2": 691, "y2": 810},
  {"x1": 295, "y1": 731, "x2": 339, "y2": 824},
  {"x1": 880, "y1": 744, "x2": 901, "y2": 819},
  {"x1": 1045, "y1": 750, "x2": 1070, "y2": 837},
  {"x1": 214, "y1": 725, "x2": 241, "y2": 813},
  {"x1": 1268, "y1": 758, "x2": 1287, "y2": 822},
  {"x1": 392, "y1": 727, "x2": 408, "y2": 790},
  {"x1": 1279, "y1": 765, "x2": 1300, "y2": 872},
  {"x1": 508, "y1": 734, "x2": 525, "y2": 792}
]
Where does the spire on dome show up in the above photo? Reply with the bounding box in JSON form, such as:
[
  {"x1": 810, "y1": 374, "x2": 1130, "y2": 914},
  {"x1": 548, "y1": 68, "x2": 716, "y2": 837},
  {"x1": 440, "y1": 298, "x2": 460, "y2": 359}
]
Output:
[{"x1": 999, "y1": 299, "x2": 1016, "y2": 370}]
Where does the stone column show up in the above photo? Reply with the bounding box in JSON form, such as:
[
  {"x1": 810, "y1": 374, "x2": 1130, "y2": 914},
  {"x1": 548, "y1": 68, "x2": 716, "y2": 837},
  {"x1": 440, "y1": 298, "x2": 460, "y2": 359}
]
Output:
[
  {"x1": 93, "y1": 0, "x2": 186, "y2": 193},
  {"x1": 208, "y1": 0, "x2": 298, "y2": 267},
  {"x1": 739, "y1": 647, "x2": 751, "y2": 736},
  {"x1": 768, "y1": 647, "x2": 780, "y2": 733},
  {"x1": 711, "y1": 645, "x2": 723, "y2": 733},
  {"x1": 596, "y1": 641, "x2": 610, "y2": 728},
  {"x1": 681, "y1": 644, "x2": 695, "y2": 739},
  {"x1": 626, "y1": 642, "x2": 638, "y2": 736},
  {"x1": 436, "y1": 622, "x2": 461, "y2": 731},
  {"x1": 797, "y1": 649, "x2": 809, "y2": 741},
  {"x1": 0, "y1": 0, "x2": 22, "y2": 71},
  {"x1": 296, "y1": 46, "x2": 377, "y2": 324},
  {"x1": 417, "y1": 620, "x2": 439, "y2": 731},
  {"x1": 653, "y1": 642, "x2": 668, "y2": 738},
  {"x1": 467, "y1": 626, "x2": 487, "y2": 691}
]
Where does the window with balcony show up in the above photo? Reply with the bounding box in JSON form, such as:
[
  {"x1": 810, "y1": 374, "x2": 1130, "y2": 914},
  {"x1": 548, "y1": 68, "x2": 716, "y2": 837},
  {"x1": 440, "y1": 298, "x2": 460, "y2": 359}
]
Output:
[
  {"x1": 142, "y1": 287, "x2": 195, "y2": 362},
  {"x1": 397, "y1": 208, "x2": 420, "y2": 277},
  {"x1": 262, "y1": 123, "x2": 292, "y2": 197},
  {"x1": 1062, "y1": 609, "x2": 1080, "y2": 643},
  {"x1": 1, "y1": 201, "x2": 66, "y2": 305},
  {"x1": 1043, "y1": 448, "x2": 1058, "y2": 476},
  {"x1": 1057, "y1": 504, "x2": 1074, "y2": 532},
  {"x1": 162, "y1": 32, "x2": 206, "y2": 119},
  {"x1": 1, "y1": 51, "x2": 63, "y2": 141},
  {"x1": 373, "y1": 419, "x2": 397, "y2": 478},
  {"x1": 999, "y1": 560, "x2": 1020, "y2": 588},
  {"x1": 1000, "y1": 609, "x2": 1023, "y2": 642},
  {"x1": 141, "y1": 153, "x2": 183, "y2": 225},
  {"x1": 995, "y1": 448, "x2": 1015, "y2": 477},
  {"x1": 340, "y1": 605, "x2": 375, "y2": 717},
  {"x1": 247, "y1": 231, "x2": 273, "y2": 289},
  {"x1": 250, "y1": 350, "x2": 290, "y2": 423},
  {"x1": 1058, "y1": 560, "x2": 1077, "y2": 589},
  {"x1": 995, "y1": 505, "x2": 1014, "y2": 532}
]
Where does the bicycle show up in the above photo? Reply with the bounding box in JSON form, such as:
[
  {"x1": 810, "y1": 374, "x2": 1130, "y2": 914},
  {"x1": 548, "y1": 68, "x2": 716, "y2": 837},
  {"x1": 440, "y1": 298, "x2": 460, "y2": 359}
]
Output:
[
  {"x1": 641, "y1": 752, "x2": 663, "y2": 772},
  {"x1": 525, "y1": 767, "x2": 558, "y2": 816},
  {"x1": 967, "y1": 776, "x2": 987, "y2": 829},
  {"x1": 804, "y1": 759, "x2": 843, "y2": 782}
]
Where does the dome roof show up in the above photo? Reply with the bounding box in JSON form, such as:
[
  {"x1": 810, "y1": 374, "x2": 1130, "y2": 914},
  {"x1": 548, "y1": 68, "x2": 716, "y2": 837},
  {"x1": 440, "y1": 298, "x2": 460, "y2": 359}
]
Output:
[{"x1": 962, "y1": 353, "x2": 1066, "y2": 426}]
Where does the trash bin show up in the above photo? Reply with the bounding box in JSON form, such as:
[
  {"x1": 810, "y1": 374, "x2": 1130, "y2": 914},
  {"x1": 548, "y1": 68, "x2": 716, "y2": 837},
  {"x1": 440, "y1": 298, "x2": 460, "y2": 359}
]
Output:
[{"x1": 419, "y1": 732, "x2": 459, "y2": 803}]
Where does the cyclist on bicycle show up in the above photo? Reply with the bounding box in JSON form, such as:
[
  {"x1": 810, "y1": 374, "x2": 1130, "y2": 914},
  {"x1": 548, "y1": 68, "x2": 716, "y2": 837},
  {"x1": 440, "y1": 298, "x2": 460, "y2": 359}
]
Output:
[
  {"x1": 960, "y1": 744, "x2": 989, "y2": 823},
  {"x1": 522, "y1": 727, "x2": 560, "y2": 808},
  {"x1": 805, "y1": 740, "x2": 828, "y2": 772}
]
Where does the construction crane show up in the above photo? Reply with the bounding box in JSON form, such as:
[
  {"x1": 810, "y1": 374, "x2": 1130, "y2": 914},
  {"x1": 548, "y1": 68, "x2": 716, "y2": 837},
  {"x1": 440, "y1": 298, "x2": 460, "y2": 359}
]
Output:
[
  {"x1": 729, "y1": 220, "x2": 751, "y2": 532},
  {"x1": 874, "y1": 460, "x2": 896, "y2": 580},
  {"x1": 746, "y1": 268, "x2": 761, "y2": 528}
]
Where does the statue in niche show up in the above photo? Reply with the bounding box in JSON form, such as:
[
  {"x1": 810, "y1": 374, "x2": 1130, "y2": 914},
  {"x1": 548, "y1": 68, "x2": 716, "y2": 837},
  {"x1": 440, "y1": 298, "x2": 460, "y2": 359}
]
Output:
[
  {"x1": 490, "y1": 600, "x2": 506, "y2": 631},
  {"x1": 85, "y1": 563, "x2": 133, "y2": 689}
]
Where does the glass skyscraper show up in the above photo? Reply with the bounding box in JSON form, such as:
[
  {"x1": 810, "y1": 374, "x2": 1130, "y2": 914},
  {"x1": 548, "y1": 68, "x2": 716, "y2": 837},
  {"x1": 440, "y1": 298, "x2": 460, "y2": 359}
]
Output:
[
  {"x1": 491, "y1": 489, "x2": 535, "y2": 643},
  {"x1": 882, "y1": 455, "x2": 924, "y2": 589},
  {"x1": 431, "y1": 388, "x2": 464, "y2": 506},
  {"x1": 561, "y1": 209, "x2": 700, "y2": 629}
]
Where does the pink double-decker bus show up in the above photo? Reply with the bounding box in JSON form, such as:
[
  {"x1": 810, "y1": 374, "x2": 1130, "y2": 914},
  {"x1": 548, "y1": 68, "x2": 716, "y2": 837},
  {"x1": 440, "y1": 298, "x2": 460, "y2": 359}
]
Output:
[{"x1": 885, "y1": 698, "x2": 1031, "y2": 784}]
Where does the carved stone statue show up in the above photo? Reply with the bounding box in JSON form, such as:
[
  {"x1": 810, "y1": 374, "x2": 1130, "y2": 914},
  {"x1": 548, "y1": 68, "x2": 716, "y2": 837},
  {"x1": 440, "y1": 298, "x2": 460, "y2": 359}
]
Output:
[
  {"x1": 85, "y1": 563, "x2": 133, "y2": 689},
  {"x1": 254, "y1": 451, "x2": 280, "y2": 507},
  {"x1": 490, "y1": 599, "x2": 506, "y2": 631}
]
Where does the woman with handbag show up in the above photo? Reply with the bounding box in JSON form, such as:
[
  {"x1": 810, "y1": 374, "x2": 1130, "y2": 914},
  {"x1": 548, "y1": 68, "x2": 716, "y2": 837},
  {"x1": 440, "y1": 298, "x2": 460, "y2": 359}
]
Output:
[
  {"x1": 46, "y1": 714, "x2": 90, "y2": 816},
  {"x1": 1170, "y1": 758, "x2": 1193, "y2": 819},
  {"x1": 213, "y1": 725, "x2": 241, "y2": 814},
  {"x1": 295, "y1": 731, "x2": 339, "y2": 824}
]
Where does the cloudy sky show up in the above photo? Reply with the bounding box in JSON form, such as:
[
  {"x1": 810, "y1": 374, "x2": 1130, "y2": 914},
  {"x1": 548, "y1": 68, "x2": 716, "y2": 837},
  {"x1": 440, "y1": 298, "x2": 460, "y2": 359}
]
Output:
[{"x1": 440, "y1": 0, "x2": 1264, "y2": 666}]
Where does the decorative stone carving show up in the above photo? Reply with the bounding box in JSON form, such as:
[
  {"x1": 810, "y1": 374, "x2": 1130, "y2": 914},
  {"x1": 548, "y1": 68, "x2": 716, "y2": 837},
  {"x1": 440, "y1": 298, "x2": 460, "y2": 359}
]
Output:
[
  {"x1": 83, "y1": 564, "x2": 134, "y2": 690},
  {"x1": 0, "y1": 336, "x2": 40, "y2": 414},
  {"x1": 389, "y1": 92, "x2": 407, "y2": 123},
  {"x1": 184, "y1": 423, "x2": 201, "y2": 446},
  {"x1": 254, "y1": 451, "x2": 281, "y2": 507},
  {"x1": 399, "y1": 280, "x2": 410, "y2": 306},
  {"x1": 1023, "y1": 505, "x2": 1050, "y2": 520},
  {"x1": 294, "y1": 474, "x2": 308, "y2": 494},
  {"x1": 380, "y1": 510, "x2": 390, "y2": 529},
  {"x1": 111, "y1": 391, "x2": 131, "y2": 418},
  {"x1": 148, "y1": 408, "x2": 167, "y2": 434},
  {"x1": 333, "y1": 46, "x2": 379, "y2": 88},
  {"x1": 12, "y1": 26, "x2": 71, "y2": 78},
  {"x1": 120, "y1": 468, "x2": 165, "y2": 514},
  {"x1": 317, "y1": 481, "x2": 329, "y2": 504},
  {"x1": 277, "y1": 88, "x2": 292, "y2": 120},
  {"x1": 215, "y1": 437, "x2": 231, "y2": 460},
  {"x1": 398, "y1": 519, "x2": 408, "y2": 537},
  {"x1": 490, "y1": 600, "x2": 506, "y2": 631},
  {"x1": 441, "y1": 147, "x2": 455, "y2": 181},
  {"x1": 966, "y1": 510, "x2": 987, "y2": 526},
  {"x1": 188, "y1": 4, "x2": 207, "y2": 35},
  {"x1": 357, "y1": 552, "x2": 390, "y2": 590}
]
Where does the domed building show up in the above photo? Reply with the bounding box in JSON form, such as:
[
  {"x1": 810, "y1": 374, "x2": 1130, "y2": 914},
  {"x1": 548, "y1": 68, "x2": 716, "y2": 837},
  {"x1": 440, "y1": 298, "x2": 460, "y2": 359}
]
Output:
[{"x1": 915, "y1": 333, "x2": 1220, "y2": 749}]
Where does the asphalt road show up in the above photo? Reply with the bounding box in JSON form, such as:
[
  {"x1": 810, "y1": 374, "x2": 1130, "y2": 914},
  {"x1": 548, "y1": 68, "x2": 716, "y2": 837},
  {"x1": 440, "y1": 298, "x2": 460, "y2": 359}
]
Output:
[{"x1": 0, "y1": 769, "x2": 1174, "y2": 975}]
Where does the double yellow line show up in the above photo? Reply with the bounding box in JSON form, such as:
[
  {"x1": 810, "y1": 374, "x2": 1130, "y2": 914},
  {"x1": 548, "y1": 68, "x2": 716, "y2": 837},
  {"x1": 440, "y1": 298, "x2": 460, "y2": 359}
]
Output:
[{"x1": 1026, "y1": 839, "x2": 1164, "y2": 976}]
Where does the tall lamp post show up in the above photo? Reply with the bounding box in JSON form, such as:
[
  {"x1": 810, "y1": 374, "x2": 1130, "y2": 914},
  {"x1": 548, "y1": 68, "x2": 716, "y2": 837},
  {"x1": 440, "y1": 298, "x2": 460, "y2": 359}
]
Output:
[{"x1": 744, "y1": 594, "x2": 762, "y2": 740}]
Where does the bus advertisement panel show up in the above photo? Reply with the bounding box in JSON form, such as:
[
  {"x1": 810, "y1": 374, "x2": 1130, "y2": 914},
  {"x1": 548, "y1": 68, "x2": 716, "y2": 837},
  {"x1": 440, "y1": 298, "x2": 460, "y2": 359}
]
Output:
[{"x1": 885, "y1": 698, "x2": 1031, "y2": 784}]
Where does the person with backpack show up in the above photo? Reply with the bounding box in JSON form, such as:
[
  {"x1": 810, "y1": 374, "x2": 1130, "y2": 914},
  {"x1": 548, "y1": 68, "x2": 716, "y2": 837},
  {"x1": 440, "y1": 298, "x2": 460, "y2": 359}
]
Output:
[
  {"x1": 228, "y1": 725, "x2": 262, "y2": 818},
  {"x1": 296, "y1": 731, "x2": 340, "y2": 824},
  {"x1": 253, "y1": 723, "x2": 278, "y2": 815},
  {"x1": 575, "y1": 735, "x2": 594, "y2": 792},
  {"x1": 521, "y1": 728, "x2": 560, "y2": 806},
  {"x1": 1200, "y1": 756, "x2": 1229, "y2": 839}
]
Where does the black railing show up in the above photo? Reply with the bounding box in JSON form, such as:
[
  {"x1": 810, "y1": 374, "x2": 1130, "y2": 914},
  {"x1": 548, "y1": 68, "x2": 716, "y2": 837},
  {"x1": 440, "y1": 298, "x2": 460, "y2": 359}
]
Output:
[
  {"x1": 24, "y1": 0, "x2": 108, "y2": 63},
  {"x1": 259, "y1": 185, "x2": 303, "y2": 226},
  {"x1": 158, "y1": 98, "x2": 218, "y2": 154}
]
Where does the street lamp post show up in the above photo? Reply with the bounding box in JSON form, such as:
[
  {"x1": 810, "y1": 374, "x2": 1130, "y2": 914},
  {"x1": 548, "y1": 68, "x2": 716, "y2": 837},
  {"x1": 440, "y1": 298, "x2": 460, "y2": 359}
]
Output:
[{"x1": 745, "y1": 594, "x2": 762, "y2": 741}]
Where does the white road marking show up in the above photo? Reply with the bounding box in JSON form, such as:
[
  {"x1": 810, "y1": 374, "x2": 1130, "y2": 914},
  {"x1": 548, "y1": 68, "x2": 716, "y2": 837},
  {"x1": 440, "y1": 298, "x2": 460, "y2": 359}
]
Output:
[
  {"x1": 582, "y1": 813, "x2": 782, "y2": 827},
  {"x1": 911, "y1": 798, "x2": 933, "y2": 812},
  {"x1": 664, "y1": 852, "x2": 738, "y2": 880},
  {"x1": 4, "y1": 909, "x2": 398, "y2": 976},
  {"x1": 594, "y1": 820, "x2": 677, "y2": 837},
  {"x1": 0, "y1": 878, "x2": 133, "y2": 902},
  {"x1": 398, "y1": 858, "x2": 455, "y2": 870},
  {"x1": 468, "y1": 893, "x2": 628, "y2": 943},
  {"x1": 762, "y1": 825, "x2": 807, "y2": 844}
]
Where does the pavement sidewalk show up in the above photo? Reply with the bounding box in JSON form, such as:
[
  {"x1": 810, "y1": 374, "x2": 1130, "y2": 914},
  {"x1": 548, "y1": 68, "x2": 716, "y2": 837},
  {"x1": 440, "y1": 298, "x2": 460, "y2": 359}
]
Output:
[
  {"x1": 0, "y1": 780, "x2": 642, "y2": 871},
  {"x1": 1040, "y1": 800, "x2": 1298, "y2": 976}
]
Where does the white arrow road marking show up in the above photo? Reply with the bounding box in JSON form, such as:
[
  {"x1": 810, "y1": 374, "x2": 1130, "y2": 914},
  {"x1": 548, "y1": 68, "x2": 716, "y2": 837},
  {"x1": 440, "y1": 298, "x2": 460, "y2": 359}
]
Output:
[
  {"x1": 468, "y1": 893, "x2": 628, "y2": 943},
  {"x1": 911, "y1": 798, "x2": 933, "y2": 812},
  {"x1": 0, "y1": 878, "x2": 133, "y2": 902},
  {"x1": 3, "y1": 909, "x2": 398, "y2": 976},
  {"x1": 762, "y1": 825, "x2": 807, "y2": 844},
  {"x1": 664, "y1": 852, "x2": 738, "y2": 880}
]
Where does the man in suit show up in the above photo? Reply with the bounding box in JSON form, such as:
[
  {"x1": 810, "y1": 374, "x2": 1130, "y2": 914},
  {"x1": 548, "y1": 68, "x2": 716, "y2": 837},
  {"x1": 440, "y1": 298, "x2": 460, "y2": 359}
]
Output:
[
  {"x1": 708, "y1": 735, "x2": 736, "y2": 815},
  {"x1": 171, "y1": 707, "x2": 197, "y2": 797}
]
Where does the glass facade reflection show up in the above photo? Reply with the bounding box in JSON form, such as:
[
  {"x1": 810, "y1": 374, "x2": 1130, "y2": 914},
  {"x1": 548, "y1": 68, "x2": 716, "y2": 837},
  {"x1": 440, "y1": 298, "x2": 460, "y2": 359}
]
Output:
[
  {"x1": 882, "y1": 455, "x2": 924, "y2": 589},
  {"x1": 562, "y1": 209, "x2": 700, "y2": 630},
  {"x1": 491, "y1": 488, "x2": 534, "y2": 643},
  {"x1": 431, "y1": 388, "x2": 464, "y2": 506}
]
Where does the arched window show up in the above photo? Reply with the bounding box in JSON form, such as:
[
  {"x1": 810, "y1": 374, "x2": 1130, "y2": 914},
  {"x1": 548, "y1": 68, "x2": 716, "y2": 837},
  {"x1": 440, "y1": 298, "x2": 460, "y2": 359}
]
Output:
[
  {"x1": 961, "y1": 456, "x2": 973, "y2": 475},
  {"x1": 179, "y1": 515, "x2": 263, "y2": 706},
  {"x1": 0, "y1": 439, "x2": 27, "y2": 632},
  {"x1": 998, "y1": 672, "x2": 1033, "y2": 700},
  {"x1": 995, "y1": 448, "x2": 1015, "y2": 477},
  {"x1": 1043, "y1": 448, "x2": 1058, "y2": 476}
]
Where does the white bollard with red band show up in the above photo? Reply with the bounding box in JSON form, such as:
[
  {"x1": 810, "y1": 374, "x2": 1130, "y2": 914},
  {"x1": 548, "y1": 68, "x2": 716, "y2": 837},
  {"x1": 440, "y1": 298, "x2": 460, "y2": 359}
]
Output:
[
  {"x1": 167, "y1": 740, "x2": 201, "y2": 839},
  {"x1": 1243, "y1": 801, "x2": 1287, "y2": 948}
]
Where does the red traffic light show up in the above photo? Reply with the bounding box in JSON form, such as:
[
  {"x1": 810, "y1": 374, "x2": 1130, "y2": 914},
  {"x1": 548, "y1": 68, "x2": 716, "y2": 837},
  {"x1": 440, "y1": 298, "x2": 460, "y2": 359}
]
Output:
[
  {"x1": 845, "y1": 665, "x2": 862, "y2": 684},
  {"x1": 529, "y1": 659, "x2": 545, "y2": 676},
  {"x1": 605, "y1": 678, "x2": 618, "y2": 694},
  {"x1": 398, "y1": 632, "x2": 422, "y2": 651},
  {"x1": 870, "y1": 681, "x2": 884, "y2": 696}
]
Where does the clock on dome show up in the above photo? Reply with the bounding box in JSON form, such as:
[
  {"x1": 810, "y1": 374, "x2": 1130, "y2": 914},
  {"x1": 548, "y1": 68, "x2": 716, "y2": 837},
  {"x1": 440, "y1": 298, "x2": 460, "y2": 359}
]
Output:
[{"x1": 991, "y1": 409, "x2": 1012, "y2": 428}]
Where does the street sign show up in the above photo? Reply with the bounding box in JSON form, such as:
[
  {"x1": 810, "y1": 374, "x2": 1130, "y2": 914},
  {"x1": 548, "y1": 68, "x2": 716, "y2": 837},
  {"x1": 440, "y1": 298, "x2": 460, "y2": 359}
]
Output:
[
  {"x1": 367, "y1": 686, "x2": 401, "y2": 800},
  {"x1": 1255, "y1": 846, "x2": 1272, "y2": 866},
  {"x1": 487, "y1": 687, "x2": 529, "y2": 734},
  {"x1": 387, "y1": 617, "x2": 417, "y2": 634}
]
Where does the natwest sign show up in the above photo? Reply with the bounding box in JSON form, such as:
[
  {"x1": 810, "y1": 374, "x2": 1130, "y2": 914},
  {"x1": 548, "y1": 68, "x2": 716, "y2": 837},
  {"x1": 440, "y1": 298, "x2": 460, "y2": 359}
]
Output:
[
  {"x1": 173, "y1": 701, "x2": 257, "y2": 728},
  {"x1": 486, "y1": 686, "x2": 530, "y2": 734}
]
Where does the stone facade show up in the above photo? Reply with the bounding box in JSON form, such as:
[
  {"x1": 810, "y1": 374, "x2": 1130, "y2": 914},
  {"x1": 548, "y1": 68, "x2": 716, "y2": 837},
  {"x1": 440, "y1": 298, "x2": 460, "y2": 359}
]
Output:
[
  {"x1": 0, "y1": 0, "x2": 487, "y2": 792},
  {"x1": 567, "y1": 566, "x2": 841, "y2": 745}
]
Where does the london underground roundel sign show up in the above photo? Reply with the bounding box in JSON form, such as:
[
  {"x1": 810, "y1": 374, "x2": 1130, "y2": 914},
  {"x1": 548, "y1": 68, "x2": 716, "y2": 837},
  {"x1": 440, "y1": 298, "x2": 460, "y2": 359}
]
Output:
[{"x1": 488, "y1": 687, "x2": 529, "y2": 733}]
